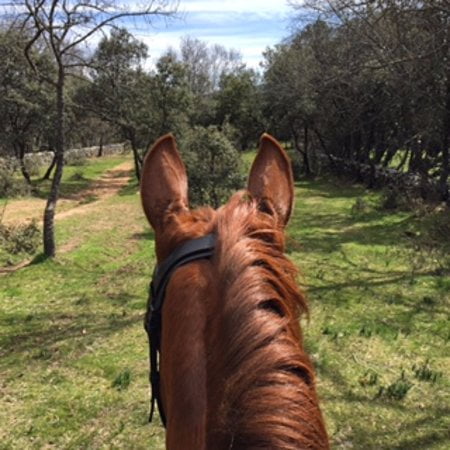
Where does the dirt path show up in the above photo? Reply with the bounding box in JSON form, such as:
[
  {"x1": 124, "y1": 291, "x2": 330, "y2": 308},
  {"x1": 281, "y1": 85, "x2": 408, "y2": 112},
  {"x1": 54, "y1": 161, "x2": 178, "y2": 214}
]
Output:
[
  {"x1": 1, "y1": 161, "x2": 135, "y2": 273},
  {"x1": 56, "y1": 161, "x2": 133, "y2": 220},
  {"x1": 2, "y1": 161, "x2": 134, "y2": 225}
]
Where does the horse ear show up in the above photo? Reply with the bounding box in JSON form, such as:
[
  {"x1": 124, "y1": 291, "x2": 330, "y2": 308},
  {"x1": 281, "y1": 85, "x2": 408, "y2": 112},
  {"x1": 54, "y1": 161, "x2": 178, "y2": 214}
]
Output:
[
  {"x1": 140, "y1": 134, "x2": 189, "y2": 230},
  {"x1": 248, "y1": 133, "x2": 294, "y2": 227}
]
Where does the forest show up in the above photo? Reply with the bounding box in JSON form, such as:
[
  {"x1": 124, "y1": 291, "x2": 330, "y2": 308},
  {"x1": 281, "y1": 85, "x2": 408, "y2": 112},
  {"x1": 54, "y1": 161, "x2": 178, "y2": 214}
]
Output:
[{"x1": 1, "y1": 1, "x2": 448, "y2": 203}]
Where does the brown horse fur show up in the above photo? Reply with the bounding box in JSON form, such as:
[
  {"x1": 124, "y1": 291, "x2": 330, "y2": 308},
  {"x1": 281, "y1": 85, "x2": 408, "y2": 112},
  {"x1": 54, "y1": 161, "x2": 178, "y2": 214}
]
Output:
[{"x1": 141, "y1": 133, "x2": 329, "y2": 449}]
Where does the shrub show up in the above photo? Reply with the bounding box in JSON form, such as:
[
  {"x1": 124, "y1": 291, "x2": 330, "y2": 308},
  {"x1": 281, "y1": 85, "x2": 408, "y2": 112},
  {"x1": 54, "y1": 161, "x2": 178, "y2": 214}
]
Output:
[
  {"x1": 112, "y1": 368, "x2": 131, "y2": 391},
  {"x1": 0, "y1": 220, "x2": 40, "y2": 255},
  {"x1": 380, "y1": 185, "x2": 425, "y2": 211},
  {"x1": 179, "y1": 126, "x2": 245, "y2": 208},
  {"x1": 377, "y1": 371, "x2": 413, "y2": 401},
  {"x1": 65, "y1": 150, "x2": 87, "y2": 166},
  {"x1": 412, "y1": 360, "x2": 443, "y2": 383},
  {"x1": 24, "y1": 153, "x2": 49, "y2": 177},
  {"x1": 0, "y1": 160, "x2": 31, "y2": 197},
  {"x1": 427, "y1": 206, "x2": 450, "y2": 242}
]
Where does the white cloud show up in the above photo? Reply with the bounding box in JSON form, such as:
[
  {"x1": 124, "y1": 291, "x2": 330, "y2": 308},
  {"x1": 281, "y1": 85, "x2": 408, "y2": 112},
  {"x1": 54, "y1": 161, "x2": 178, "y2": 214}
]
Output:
[
  {"x1": 179, "y1": 0, "x2": 290, "y2": 14},
  {"x1": 126, "y1": 0, "x2": 292, "y2": 69}
]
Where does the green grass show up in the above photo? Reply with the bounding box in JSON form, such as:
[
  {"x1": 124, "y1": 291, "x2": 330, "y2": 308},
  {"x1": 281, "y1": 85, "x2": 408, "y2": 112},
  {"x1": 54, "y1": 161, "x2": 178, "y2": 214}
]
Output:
[
  {"x1": 0, "y1": 160, "x2": 449, "y2": 448},
  {"x1": 290, "y1": 179, "x2": 450, "y2": 449}
]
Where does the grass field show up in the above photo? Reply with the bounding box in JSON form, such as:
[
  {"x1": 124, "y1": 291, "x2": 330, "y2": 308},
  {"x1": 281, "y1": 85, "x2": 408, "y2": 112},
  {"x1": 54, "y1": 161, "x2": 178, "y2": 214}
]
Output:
[{"x1": 0, "y1": 154, "x2": 449, "y2": 449}]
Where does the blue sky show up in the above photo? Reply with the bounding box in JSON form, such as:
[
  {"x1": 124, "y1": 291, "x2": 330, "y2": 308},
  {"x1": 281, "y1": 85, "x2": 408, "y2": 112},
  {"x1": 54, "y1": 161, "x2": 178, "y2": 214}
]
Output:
[{"x1": 130, "y1": 0, "x2": 293, "y2": 69}]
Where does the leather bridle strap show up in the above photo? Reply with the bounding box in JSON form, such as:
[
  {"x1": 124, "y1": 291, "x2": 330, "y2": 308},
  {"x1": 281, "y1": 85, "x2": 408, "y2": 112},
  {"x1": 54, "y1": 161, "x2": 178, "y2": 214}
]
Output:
[{"x1": 145, "y1": 233, "x2": 216, "y2": 427}]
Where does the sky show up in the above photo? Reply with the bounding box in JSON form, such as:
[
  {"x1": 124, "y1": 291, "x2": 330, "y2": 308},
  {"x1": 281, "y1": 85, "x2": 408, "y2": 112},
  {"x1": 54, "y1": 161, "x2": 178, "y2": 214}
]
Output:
[{"x1": 129, "y1": 0, "x2": 293, "y2": 70}]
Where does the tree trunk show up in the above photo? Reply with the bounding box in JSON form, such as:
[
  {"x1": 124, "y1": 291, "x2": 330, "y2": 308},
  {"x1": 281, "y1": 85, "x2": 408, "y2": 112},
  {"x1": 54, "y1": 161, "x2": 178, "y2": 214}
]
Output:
[
  {"x1": 292, "y1": 125, "x2": 311, "y2": 175},
  {"x1": 17, "y1": 142, "x2": 32, "y2": 185},
  {"x1": 97, "y1": 133, "x2": 104, "y2": 157},
  {"x1": 303, "y1": 124, "x2": 312, "y2": 175},
  {"x1": 438, "y1": 65, "x2": 450, "y2": 202},
  {"x1": 43, "y1": 72, "x2": 65, "y2": 258},
  {"x1": 130, "y1": 134, "x2": 142, "y2": 181},
  {"x1": 42, "y1": 153, "x2": 57, "y2": 180}
]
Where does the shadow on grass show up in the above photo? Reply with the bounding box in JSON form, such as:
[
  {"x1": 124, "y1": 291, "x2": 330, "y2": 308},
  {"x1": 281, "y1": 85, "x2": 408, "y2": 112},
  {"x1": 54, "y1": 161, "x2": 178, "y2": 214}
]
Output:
[
  {"x1": 335, "y1": 398, "x2": 450, "y2": 449},
  {"x1": 388, "y1": 415, "x2": 450, "y2": 450},
  {"x1": 0, "y1": 310, "x2": 141, "y2": 359},
  {"x1": 118, "y1": 177, "x2": 139, "y2": 196},
  {"x1": 32, "y1": 180, "x2": 92, "y2": 200},
  {"x1": 306, "y1": 268, "x2": 443, "y2": 294},
  {"x1": 322, "y1": 368, "x2": 450, "y2": 448},
  {"x1": 30, "y1": 253, "x2": 50, "y2": 265},
  {"x1": 130, "y1": 230, "x2": 154, "y2": 241},
  {"x1": 296, "y1": 177, "x2": 368, "y2": 199},
  {"x1": 288, "y1": 213, "x2": 415, "y2": 255}
]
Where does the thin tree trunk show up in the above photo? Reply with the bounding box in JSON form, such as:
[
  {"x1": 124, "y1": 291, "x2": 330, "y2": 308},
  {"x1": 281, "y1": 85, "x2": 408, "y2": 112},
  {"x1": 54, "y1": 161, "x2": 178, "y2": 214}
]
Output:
[
  {"x1": 43, "y1": 72, "x2": 65, "y2": 257},
  {"x1": 303, "y1": 124, "x2": 311, "y2": 175},
  {"x1": 97, "y1": 133, "x2": 104, "y2": 157},
  {"x1": 439, "y1": 68, "x2": 450, "y2": 201},
  {"x1": 130, "y1": 134, "x2": 142, "y2": 181},
  {"x1": 292, "y1": 125, "x2": 311, "y2": 175},
  {"x1": 17, "y1": 142, "x2": 32, "y2": 185},
  {"x1": 42, "y1": 153, "x2": 57, "y2": 180}
]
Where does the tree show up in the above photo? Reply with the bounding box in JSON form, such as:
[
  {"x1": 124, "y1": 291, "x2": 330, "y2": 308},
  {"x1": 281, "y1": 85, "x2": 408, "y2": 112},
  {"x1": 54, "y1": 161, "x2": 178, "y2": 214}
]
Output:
[
  {"x1": 179, "y1": 126, "x2": 244, "y2": 208},
  {"x1": 2, "y1": 0, "x2": 177, "y2": 257},
  {"x1": 0, "y1": 27, "x2": 53, "y2": 183},
  {"x1": 80, "y1": 27, "x2": 153, "y2": 179},
  {"x1": 281, "y1": 1, "x2": 449, "y2": 197},
  {"x1": 262, "y1": 31, "x2": 321, "y2": 174},
  {"x1": 215, "y1": 69, "x2": 264, "y2": 150},
  {"x1": 152, "y1": 50, "x2": 192, "y2": 139},
  {"x1": 178, "y1": 37, "x2": 244, "y2": 126}
]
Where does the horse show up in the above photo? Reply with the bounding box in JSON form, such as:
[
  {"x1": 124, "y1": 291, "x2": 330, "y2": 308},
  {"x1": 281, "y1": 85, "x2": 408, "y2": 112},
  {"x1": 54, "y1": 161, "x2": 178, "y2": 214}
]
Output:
[{"x1": 140, "y1": 133, "x2": 329, "y2": 449}]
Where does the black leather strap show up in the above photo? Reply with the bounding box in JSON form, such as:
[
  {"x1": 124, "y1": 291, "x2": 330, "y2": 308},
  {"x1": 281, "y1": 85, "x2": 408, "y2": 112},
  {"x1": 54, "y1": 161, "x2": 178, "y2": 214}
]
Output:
[{"x1": 145, "y1": 233, "x2": 216, "y2": 427}]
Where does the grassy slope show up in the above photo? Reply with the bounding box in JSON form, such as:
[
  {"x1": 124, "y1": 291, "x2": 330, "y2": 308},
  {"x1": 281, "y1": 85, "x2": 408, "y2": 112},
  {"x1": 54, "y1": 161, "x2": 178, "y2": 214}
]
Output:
[
  {"x1": 0, "y1": 158, "x2": 449, "y2": 449},
  {"x1": 0, "y1": 155, "x2": 129, "y2": 213},
  {"x1": 292, "y1": 179, "x2": 449, "y2": 448}
]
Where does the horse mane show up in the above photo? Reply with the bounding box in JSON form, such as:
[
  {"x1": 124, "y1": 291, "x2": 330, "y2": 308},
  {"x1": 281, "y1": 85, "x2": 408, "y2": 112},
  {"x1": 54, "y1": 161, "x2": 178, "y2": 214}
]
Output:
[
  {"x1": 159, "y1": 192, "x2": 328, "y2": 449},
  {"x1": 207, "y1": 192, "x2": 328, "y2": 449}
]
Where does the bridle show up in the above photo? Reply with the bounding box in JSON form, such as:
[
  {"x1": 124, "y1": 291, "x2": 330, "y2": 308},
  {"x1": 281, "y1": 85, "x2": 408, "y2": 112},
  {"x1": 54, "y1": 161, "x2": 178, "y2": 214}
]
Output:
[{"x1": 144, "y1": 233, "x2": 216, "y2": 427}]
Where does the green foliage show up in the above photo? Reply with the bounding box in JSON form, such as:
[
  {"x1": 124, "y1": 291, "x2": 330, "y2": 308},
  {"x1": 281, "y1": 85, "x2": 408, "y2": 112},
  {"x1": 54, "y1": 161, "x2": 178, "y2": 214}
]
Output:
[
  {"x1": 152, "y1": 52, "x2": 192, "y2": 139},
  {"x1": 23, "y1": 156, "x2": 43, "y2": 177},
  {"x1": 0, "y1": 220, "x2": 40, "y2": 256},
  {"x1": 112, "y1": 368, "x2": 131, "y2": 391},
  {"x1": 358, "y1": 370, "x2": 378, "y2": 387},
  {"x1": 83, "y1": 28, "x2": 156, "y2": 155},
  {"x1": 0, "y1": 28, "x2": 54, "y2": 162},
  {"x1": 377, "y1": 371, "x2": 413, "y2": 401},
  {"x1": 65, "y1": 152, "x2": 87, "y2": 166},
  {"x1": 412, "y1": 360, "x2": 443, "y2": 383},
  {"x1": 180, "y1": 126, "x2": 245, "y2": 207},
  {"x1": 215, "y1": 69, "x2": 263, "y2": 150},
  {"x1": 263, "y1": 4, "x2": 450, "y2": 196},
  {"x1": 0, "y1": 160, "x2": 31, "y2": 197}
]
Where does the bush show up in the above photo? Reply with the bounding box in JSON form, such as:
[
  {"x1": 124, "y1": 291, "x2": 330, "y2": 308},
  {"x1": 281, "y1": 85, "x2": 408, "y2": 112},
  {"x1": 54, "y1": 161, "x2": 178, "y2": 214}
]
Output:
[
  {"x1": 0, "y1": 220, "x2": 40, "y2": 255},
  {"x1": 179, "y1": 126, "x2": 245, "y2": 208},
  {"x1": 24, "y1": 153, "x2": 49, "y2": 177},
  {"x1": 65, "y1": 151, "x2": 87, "y2": 166},
  {"x1": 0, "y1": 160, "x2": 31, "y2": 197}
]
